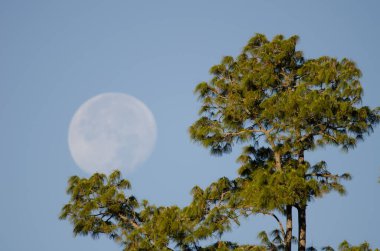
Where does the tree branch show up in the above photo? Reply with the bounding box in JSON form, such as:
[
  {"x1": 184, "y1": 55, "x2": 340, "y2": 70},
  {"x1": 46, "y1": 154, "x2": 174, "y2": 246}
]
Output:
[
  {"x1": 118, "y1": 213, "x2": 140, "y2": 229},
  {"x1": 261, "y1": 212, "x2": 286, "y2": 239}
]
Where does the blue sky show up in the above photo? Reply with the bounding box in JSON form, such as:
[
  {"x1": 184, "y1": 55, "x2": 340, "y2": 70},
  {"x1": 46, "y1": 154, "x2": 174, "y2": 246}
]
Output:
[{"x1": 1, "y1": 1, "x2": 379, "y2": 250}]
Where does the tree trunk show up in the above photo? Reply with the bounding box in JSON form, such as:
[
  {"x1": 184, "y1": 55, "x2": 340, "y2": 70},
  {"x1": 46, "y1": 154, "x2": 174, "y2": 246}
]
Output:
[
  {"x1": 296, "y1": 148, "x2": 306, "y2": 251},
  {"x1": 274, "y1": 152, "x2": 282, "y2": 171},
  {"x1": 297, "y1": 206, "x2": 306, "y2": 251},
  {"x1": 284, "y1": 205, "x2": 293, "y2": 251},
  {"x1": 298, "y1": 151, "x2": 304, "y2": 164}
]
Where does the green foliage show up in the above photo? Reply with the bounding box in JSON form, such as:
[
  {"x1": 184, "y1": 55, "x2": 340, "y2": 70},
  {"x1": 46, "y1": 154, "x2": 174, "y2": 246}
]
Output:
[
  {"x1": 59, "y1": 171, "x2": 136, "y2": 240},
  {"x1": 321, "y1": 240, "x2": 380, "y2": 251},
  {"x1": 236, "y1": 146, "x2": 351, "y2": 210},
  {"x1": 338, "y1": 240, "x2": 373, "y2": 251},
  {"x1": 60, "y1": 172, "x2": 380, "y2": 251},
  {"x1": 189, "y1": 33, "x2": 379, "y2": 249},
  {"x1": 190, "y1": 34, "x2": 379, "y2": 157},
  {"x1": 61, "y1": 34, "x2": 380, "y2": 250},
  {"x1": 322, "y1": 246, "x2": 335, "y2": 251},
  {"x1": 60, "y1": 171, "x2": 268, "y2": 250},
  {"x1": 199, "y1": 241, "x2": 265, "y2": 251}
]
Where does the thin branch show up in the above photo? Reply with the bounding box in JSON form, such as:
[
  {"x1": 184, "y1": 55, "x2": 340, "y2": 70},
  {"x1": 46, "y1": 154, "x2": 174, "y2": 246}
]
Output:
[
  {"x1": 261, "y1": 212, "x2": 286, "y2": 240},
  {"x1": 306, "y1": 173, "x2": 339, "y2": 179},
  {"x1": 118, "y1": 213, "x2": 140, "y2": 229}
]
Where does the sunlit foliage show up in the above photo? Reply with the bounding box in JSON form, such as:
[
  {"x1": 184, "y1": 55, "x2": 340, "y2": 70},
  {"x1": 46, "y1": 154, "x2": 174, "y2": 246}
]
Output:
[{"x1": 61, "y1": 34, "x2": 379, "y2": 250}]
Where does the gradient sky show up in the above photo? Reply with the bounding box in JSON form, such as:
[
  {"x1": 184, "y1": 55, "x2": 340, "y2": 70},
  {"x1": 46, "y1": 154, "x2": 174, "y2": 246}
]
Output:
[{"x1": 1, "y1": 1, "x2": 379, "y2": 250}]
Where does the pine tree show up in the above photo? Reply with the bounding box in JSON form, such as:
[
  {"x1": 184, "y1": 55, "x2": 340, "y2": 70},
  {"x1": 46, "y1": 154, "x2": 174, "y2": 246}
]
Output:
[
  {"x1": 60, "y1": 34, "x2": 379, "y2": 250},
  {"x1": 60, "y1": 170, "x2": 268, "y2": 250},
  {"x1": 189, "y1": 34, "x2": 379, "y2": 250},
  {"x1": 336, "y1": 240, "x2": 379, "y2": 251}
]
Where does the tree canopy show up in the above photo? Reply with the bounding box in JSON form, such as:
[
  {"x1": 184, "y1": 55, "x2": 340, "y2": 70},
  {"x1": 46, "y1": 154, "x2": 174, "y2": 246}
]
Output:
[
  {"x1": 60, "y1": 170, "x2": 267, "y2": 250},
  {"x1": 189, "y1": 33, "x2": 379, "y2": 250},
  {"x1": 61, "y1": 34, "x2": 379, "y2": 251}
]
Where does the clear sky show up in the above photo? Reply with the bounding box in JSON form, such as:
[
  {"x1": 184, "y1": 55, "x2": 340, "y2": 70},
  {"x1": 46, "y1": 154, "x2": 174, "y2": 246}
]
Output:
[{"x1": 1, "y1": 1, "x2": 379, "y2": 250}]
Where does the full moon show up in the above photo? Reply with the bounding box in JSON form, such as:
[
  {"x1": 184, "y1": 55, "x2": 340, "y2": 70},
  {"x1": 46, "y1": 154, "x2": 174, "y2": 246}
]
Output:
[{"x1": 68, "y1": 93, "x2": 157, "y2": 174}]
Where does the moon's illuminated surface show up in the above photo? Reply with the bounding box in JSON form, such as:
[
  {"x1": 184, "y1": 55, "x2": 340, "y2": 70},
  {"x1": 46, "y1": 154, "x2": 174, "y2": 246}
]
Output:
[{"x1": 68, "y1": 93, "x2": 157, "y2": 174}]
